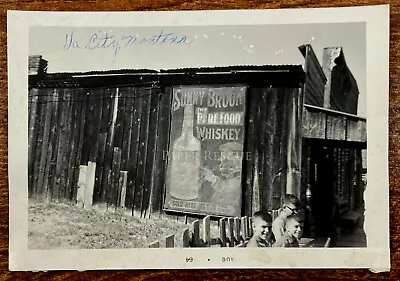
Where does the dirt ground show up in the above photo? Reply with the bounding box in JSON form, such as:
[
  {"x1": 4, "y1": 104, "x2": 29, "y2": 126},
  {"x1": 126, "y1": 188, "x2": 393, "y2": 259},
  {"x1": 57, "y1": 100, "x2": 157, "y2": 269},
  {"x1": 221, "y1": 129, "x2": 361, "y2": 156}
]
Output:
[{"x1": 28, "y1": 200, "x2": 218, "y2": 249}]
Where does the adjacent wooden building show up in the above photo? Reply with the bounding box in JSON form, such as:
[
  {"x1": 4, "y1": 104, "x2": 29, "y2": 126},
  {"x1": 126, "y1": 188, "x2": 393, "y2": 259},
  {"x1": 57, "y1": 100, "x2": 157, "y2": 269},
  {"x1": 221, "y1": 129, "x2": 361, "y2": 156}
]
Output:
[{"x1": 300, "y1": 44, "x2": 366, "y2": 237}]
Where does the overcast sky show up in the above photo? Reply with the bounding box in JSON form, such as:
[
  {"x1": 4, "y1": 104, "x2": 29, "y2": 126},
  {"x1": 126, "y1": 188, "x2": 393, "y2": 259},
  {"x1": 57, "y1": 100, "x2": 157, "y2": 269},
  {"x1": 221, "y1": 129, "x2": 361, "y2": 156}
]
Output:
[{"x1": 30, "y1": 23, "x2": 365, "y2": 116}]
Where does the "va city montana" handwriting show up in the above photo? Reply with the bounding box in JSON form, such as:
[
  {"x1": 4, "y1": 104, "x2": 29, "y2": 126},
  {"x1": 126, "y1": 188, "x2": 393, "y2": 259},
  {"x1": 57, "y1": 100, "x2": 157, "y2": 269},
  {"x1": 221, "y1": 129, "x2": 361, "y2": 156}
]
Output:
[{"x1": 64, "y1": 30, "x2": 195, "y2": 56}]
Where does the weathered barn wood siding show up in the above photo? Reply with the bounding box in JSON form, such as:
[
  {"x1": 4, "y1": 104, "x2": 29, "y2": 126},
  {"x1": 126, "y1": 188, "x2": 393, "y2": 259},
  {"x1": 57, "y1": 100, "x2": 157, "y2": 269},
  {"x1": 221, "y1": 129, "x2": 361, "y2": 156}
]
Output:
[
  {"x1": 28, "y1": 66, "x2": 305, "y2": 218},
  {"x1": 29, "y1": 84, "x2": 303, "y2": 218},
  {"x1": 326, "y1": 115, "x2": 346, "y2": 141},
  {"x1": 347, "y1": 119, "x2": 367, "y2": 142},
  {"x1": 243, "y1": 87, "x2": 302, "y2": 216},
  {"x1": 28, "y1": 85, "x2": 168, "y2": 218},
  {"x1": 302, "y1": 109, "x2": 326, "y2": 139},
  {"x1": 29, "y1": 88, "x2": 86, "y2": 202},
  {"x1": 299, "y1": 44, "x2": 326, "y2": 108},
  {"x1": 302, "y1": 105, "x2": 367, "y2": 143}
]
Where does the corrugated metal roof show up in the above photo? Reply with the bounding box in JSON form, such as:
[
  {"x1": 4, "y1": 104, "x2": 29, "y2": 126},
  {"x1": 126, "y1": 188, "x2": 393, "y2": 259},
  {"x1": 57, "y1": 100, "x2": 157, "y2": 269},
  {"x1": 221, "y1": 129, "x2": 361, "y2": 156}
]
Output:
[
  {"x1": 46, "y1": 68, "x2": 159, "y2": 76},
  {"x1": 29, "y1": 64, "x2": 305, "y2": 89},
  {"x1": 160, "y1": 64, "x2": 303, "y2": 73},
  {"x1": 44, "y1": 64, "x2": 303, "y2": 76}
]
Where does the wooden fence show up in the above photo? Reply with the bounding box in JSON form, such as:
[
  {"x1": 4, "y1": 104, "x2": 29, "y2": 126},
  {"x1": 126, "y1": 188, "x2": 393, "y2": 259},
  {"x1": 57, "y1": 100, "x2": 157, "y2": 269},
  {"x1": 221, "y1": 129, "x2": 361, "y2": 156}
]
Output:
[
  {"x1": 147, "y1": 215, "x2": 254, "y2": 248},
  {"x1": 147, "y1": 211, "x2": 281, "y2": 248},
  {"x1": 146, "y1": 212, "x2": 335, "y2": 248}
]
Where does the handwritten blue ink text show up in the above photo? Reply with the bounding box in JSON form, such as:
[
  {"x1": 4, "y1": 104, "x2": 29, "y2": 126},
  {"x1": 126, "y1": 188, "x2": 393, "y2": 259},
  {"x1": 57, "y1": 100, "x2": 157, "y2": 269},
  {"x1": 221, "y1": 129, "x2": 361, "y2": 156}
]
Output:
[{"x1": 64, "y1": 30, "x2": 195, "y2": 56}]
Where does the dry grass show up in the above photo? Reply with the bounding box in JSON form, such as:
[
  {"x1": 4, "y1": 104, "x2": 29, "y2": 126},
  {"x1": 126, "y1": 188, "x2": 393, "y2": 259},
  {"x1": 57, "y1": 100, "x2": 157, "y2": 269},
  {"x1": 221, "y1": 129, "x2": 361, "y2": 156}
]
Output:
[{"x1": 28, "y1": 200, "x2": 220, "y2": 249}]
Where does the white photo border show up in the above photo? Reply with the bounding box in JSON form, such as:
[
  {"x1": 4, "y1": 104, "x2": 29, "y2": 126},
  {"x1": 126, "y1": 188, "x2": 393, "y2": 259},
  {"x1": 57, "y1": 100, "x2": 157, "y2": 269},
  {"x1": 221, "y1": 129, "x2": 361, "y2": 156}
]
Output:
[{"x1": 8, "y1": 5, "x2": 390, "y2": 271}]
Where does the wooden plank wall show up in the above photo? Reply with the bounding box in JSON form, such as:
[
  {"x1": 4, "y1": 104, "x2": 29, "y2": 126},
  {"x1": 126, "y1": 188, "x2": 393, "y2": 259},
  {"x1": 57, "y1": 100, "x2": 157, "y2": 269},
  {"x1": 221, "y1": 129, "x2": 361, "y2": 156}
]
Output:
[
  {"x1": 28, "y1": 85, "x2": 169, "y2": 219},
  {"x1": 302, "y1": 107, "x2": 367, "y2": 143},
  {"x1": 285, "y1": 87, "x2": 304, "y2": 199},
  {"x1": 28, "y1": 84, "x2": 302, "y2": 219},
  {"x1": 243, "y1": 87, "x2": 301, "y2": 216},
  {"x1": 28, "y1": 87, "x2": 87, "y2": 202},
  {"x1": 299, "y1": 44, "x2": 327, "y2": 108}
]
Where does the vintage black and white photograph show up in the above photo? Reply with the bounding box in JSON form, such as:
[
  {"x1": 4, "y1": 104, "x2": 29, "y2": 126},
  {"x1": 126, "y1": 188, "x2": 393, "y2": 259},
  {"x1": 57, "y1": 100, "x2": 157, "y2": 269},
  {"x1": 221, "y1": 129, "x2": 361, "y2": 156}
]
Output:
[{"x1": 8, "y1": 6, "x2": 389, "y2": 270}]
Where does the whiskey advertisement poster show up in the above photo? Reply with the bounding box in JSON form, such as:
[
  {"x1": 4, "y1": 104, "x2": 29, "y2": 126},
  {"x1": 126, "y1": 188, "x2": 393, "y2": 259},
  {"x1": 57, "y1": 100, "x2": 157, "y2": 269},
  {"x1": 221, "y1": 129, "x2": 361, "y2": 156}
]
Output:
[{"x1": 164, "y1": 85, "x2": 247, "y2": 217}]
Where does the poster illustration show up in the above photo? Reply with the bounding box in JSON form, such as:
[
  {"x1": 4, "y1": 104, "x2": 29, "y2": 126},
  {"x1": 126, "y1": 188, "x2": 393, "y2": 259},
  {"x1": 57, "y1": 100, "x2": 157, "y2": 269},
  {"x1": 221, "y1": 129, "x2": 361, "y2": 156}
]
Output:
[{"x1": 164, "y1": 85, "x2": 247, "y2": 217}]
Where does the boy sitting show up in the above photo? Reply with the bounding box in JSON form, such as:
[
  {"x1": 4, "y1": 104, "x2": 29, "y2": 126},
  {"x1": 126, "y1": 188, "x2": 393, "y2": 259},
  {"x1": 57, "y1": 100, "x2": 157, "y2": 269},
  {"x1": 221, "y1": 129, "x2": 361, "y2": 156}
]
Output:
[
  {"x1": 272, "y1": 194, "x2": 300, "y2": 241},
  {"x1": 246, "y1": 210, "x2": 274, "y2": 247},
  {"x1": 273, "y1": 214, "x2": 303, "y2": 247}
]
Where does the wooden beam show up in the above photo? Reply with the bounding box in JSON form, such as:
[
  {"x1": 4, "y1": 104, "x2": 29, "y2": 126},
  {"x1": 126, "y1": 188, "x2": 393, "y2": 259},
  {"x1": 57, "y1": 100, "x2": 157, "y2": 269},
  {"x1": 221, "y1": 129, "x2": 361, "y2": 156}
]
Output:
[
  {"x1": 326, "y1": 115, "x2": 346, "y2": 140},
  {"x1": 182, "y1": 228, "x2": 190, "y2": 248},
  {"x1": 148, "y1": 241, "x2": 160, "y2": 248},
  {"x1": 84, "y1": 161, "x2": 96, "y2": 209},
  {"x1": 203, "y1": 216, "x2": 211, "y2": 247},
  {"x1": 119, "y1": 171, "x2": 128, "y2": 208},
  {"x1": 192, "y1": 220, "x2": 200, "y2": 247},
  {"x1": 302, "y1": 109, "x2": 326, "y2": 139},
  {"x1": 219, "y1": 218, "x2": 227, "y2": 247},
  {"x1": 77, "y1": 165, "x2": 87, "y2": 208},
  {"x1": 304, "y1": 104, "x2": 366, "y2": 121},
  {"x1": 165, "y1": 234, "x2": 174, "y2": 248},
  {"x1": 241, "y1": 216, "x2": 248, "y2": 240},
  {"x1": 228, "y1": 218, "x2": 235, "y2": 247},
  {"x1": 347, "y1": 119, "x2": 367, "y2": 143},
  {"x1": 234, "y1": 217, "x2": 241, "y2": 245}
]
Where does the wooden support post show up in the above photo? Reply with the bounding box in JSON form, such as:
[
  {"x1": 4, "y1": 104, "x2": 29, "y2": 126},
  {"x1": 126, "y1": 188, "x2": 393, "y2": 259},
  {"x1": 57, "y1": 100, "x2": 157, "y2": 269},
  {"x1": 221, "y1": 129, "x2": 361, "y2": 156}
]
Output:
[
  {"x1": 84, "y1": 161, "x2": 96, "y2": 209},
  {"x1": 109, "y1": 147, "x2": 122, "y2": 212},
  {"x1": 148, "y1": 241, "x2": 160, "y2": 248},
  {"x1": 324, "y1": 237, "x2": 331, "y2": 248},
  {"x1": 203, "y1": 215, "x2": 211, "y2": 247},
  {"x1": 119, "y1": 171, "x2": 128, "y2": 208},
  {"x1": 28, "y1": 93, "x2": 39, "y2": 197},
  {"x1": 71, "y1": 91, "x2": 86, "y2": 204},
  {"x1": 182, "y1": 228, "x2": 190, "y2": 248},
  {"x1": 241, "y1": 216, "x2": 248, "y2": 241},
  {"x1": 165, "y1": 234, "x2": 174, "y2": 248},
  {"x1": 93, "y1": 132, "x2": 107, "y2": 205},
  {"x1": 234, "y1": 217, "x2": 241, "y2": 245},
  {"x1": 32, "y1": 94, "x2": 48, "y2": 200},
  {"x1": 37, "y1": 89, "x2": 53, "y2": 200},
  {"x1": 248, "y1": 217, "x2": 253, "y2": 237},
  {"x1": 219, "y1": 218, "x2": 227, "y2": 247},
  {"x1": 77, "y1": 165, "x2": 87, "y2": 208},
  {"x1": 192, "y1": 220, "x2": 200, "y2": 247},
  {"x1": 60, "y1": 93, "x2": 73, "y2": 203},
  {"x1": 228, "y1": 218, "x2": 235, "y2": 247}
]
